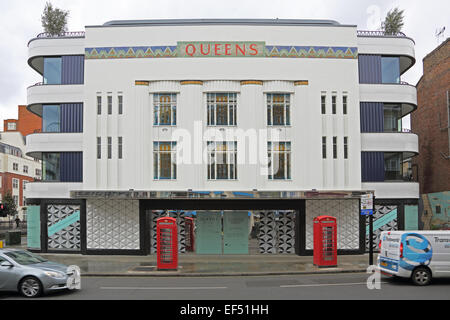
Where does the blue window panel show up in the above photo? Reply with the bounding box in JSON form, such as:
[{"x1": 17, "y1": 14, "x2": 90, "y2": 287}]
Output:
[
  {"x1": 42, "y1": 105, "x2": 61, "y2": 132},
  {"x1": 61, "y1": 55, "x2": 84, "y2": 84},
  {"x1": 360, "y1": 102, "x2": 384, "y2": 132},
  {"x1": 361, "y1": 152, "x2": 384, "y2": 182},
  {"x1": 358, "y1": 55, "x2": 381, "y2": 84},
  {"x1": 381, "y1": 57, "x2": 400, "y2": 84},
  {"x1": 43, "y1": 57, "x2": 62, "y2": 84},
  {"x1": 60, "y1": 152, "x2": 83, "y2": 182},
  {"x1": 60, "y1": 103, "x2": 83, "y2": 132}
]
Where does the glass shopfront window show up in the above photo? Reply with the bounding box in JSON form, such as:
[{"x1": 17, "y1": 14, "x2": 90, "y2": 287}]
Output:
[
  {"x1": 43, "y1": 57, "x2": 62, "y2": 85},
  {"x1": 42, "y1": 153, "x2": 60, "y2": 181},
  {"x1": 381, "y1": 56, "x2": 400, "y2": 84},
  {"x1": 42, "y1": 105, "x2": 60, "y2": 132}
]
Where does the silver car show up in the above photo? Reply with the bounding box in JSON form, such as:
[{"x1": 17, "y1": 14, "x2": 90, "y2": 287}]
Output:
[{"x1": 0, "y1": 249, "x2": 74, "y2": 298}]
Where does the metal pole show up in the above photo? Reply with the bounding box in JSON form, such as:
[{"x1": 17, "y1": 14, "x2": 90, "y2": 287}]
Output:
[{"x1": 369, "y1": 213, "x2": 374, "y2": 266}]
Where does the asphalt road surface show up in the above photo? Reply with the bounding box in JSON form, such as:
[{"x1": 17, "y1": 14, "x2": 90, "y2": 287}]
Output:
[{"x1": 1, "y1": 272, "x2": 450, "y2": 301}]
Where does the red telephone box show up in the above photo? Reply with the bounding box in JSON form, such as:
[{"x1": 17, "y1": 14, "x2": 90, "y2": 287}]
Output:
[
  {"x1": 157, "y1": 217, "x2": 178, "y2": 270},
  {"x1": 184, "y1": 217, "x2": 195, "y2": 252},
  {"x1": 313, "y1": 215, "x2": 337, "y2": 267}
]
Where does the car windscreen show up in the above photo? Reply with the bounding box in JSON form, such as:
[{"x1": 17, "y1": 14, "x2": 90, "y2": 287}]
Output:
[{"x1": 5, "y1": 251, "x2": 48, "y2": 265}]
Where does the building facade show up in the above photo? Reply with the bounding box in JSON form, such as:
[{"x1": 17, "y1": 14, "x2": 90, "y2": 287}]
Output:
[
  {"x1": 25, "y1": 19, "x2": 419, "y2": 255},
  {"x1": 3, "y1": 105, "x2": 42, "y2": 136},
  {"x1": 411, "y1": 38, "x2": 449, "y2": 230}
]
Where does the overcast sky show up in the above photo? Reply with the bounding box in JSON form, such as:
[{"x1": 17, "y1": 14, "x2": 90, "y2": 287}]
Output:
[{"x1": 0, "y1": 0, "x2": 448, "y2": 130}]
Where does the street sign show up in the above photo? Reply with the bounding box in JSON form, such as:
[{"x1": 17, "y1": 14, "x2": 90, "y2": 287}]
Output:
[{"x1": 360, "y1": 193, "x2": 373, "y2": 215}]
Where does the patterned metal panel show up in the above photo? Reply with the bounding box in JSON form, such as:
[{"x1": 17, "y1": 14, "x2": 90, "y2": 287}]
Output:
[
  {"x1": 47, "y1": 204, "x2": 81, "y2": 251},
  {"x1": 358, "y1": 54, "x2": 381, "y2": 84},
  {"x1": 360, "y1": 102, "x2": 384, "y2": 132},
  {"x1": 361, "y1": 152, "x2": 385, "y2": 182},
  {"x1": 258, "y1": 211, "x2": 295, "y2": 254},
  {"x1": 60, "y1": 103, "x2": 83, "y2": 133},
  {"x1": 258, "y1": 211, "x2": 277, "y2": 254},
  {"x1": 86, "y1": 200, "x2": 140, "y2": 250},
  {"x1": 277, "y1": 211, "x2": 296, "y2": 253},
  {"x1": 61, "y1": 55, "x2": 84, "y2": 84},
  {"x1": 366, "y1": 205, "x2": 398, "y2": 251},
  {"x1": 306, "y1": 200, "x2": 360, "y2": 250}
]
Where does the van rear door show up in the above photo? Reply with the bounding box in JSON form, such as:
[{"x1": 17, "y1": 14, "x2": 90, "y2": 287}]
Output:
[{"x1": 379, "y1": 231, "x2": 401, "y2": 273}]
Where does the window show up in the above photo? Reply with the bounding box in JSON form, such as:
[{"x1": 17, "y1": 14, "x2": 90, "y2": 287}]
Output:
[
  {"x1": 343, "y1": 95, "x2": 348, "y2": 115},
  {"x1": 118, "y1": 137, "x2": 123, "y2": 159},
  {"x1": 207, "y1": 141, "x2": 237, "y2": 180},
  {"x1": 207, "y1": 93, "x2": 236, "y2": 126},
  {"x1": 43, "y1": 57, "x2": 62, "y2": 84},
  {"x1": 107, "y1": 137, "x2": 112, "y2": 159},
  {"x1": 381, "y1": 56, "x2": 400, "y2": 84},
  {"x1": 384, "y1": 104, "x2": 402, "y2": 132},
  {"x1": 267, "y1": 94, "x2": 290, "y2": 126},
  {"x1": 118, "y1": 95, "x2": 123, "y2": 115},
  {"x1": 107, "y1": 95, "x2": 112, "y2": 115},
  {"x1": 13, "y1": 196, "x2": 18, "y2": 207},
  {"x1": 23, "y1": 181, "x2": 27, "y2": 190},
  {"x1": 268, "y1": 142, "x2": 291, "y2": 180},
  {"x1": 322, "y1": 137, "x2": 327, "y2": 159},
  {"x1": 42, "y1": 153, "x2": 60, "y2": 181},
  {"x1": 154, "y1": 93, "x2": 177, "y2": 126},
  {"x1": 153, "y1": 142, "x2": 177, "y2": 180},
  {"x1": 12, "y1": 178, "x2": 19, "y2": 189},
  {"x1": 13, "y1": 163, "x2": 18, "y2": 171},
  {"x1": 344, "y1": 137, "x2": 348, "y2": 159},
  {"x1": 23, "y1": 165, "x2": 28, "y2": 174},
  {"x1": 7, "y1": 122, "x2": 16, "y2": 130},
  {"x1": 97, "y1": 137, "x2": 101, "y2": 159},
  {"x1": 35, "y1": 169, "x2": 41, "y2": 177},
  {"x1": 321, "y1": 95, "x2": 326, "y2": 114},
  {"x1": 97, "y1": 96, "x2": 102, "y2": 115},
  {"x1": 42, "y1": 105, "x2": 60, "y2": 132},
  {"x1": 332, "y1": 95, "x2": 337, "y2": 114},
  {"x1": 333, "y1": 136, "x2": 337, "y2": 159},
  {"x1": 384, "y1": 152, "x2": 402, "y2": 180}
]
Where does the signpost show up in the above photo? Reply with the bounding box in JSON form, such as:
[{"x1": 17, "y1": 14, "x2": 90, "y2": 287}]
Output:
[{"x1": 361, "y1": 193, "x2": 374, "y2": 265}]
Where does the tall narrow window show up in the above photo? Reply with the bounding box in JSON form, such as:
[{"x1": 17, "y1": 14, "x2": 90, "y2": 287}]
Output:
[
  {"x1": 97, "y1": 137, "x2": 101, "y2": 159},
  {"x1": 43, "y1": 57, "x2": 62, "y2": 85},
  {"x1": 267, "y1": 94, "x2": 290, "y2": 125},
  {"x1": 97, "y1": 96, "x2": 102, "y2": 115},
  {"x1": 118, "y1": 137, "x2": 123, "y2": 159},
  {"x1": 42, "y1": 105, "x2": 60, "y2": 132},
  {"x1": 207, "y1": 93, "x2": 237, "y2": 126},
  {"x1": 332, "y1": 95, "x2": 337, "y2": 114},
  {"x1": 321, "y1": 95, "x2": 326, "y2": 114},
  {"x1": 344, "y1": 137, "x2": 348, "y2": 159},
  {"x1": 207, "y1": 141, "x2": 237, "y2": 180},
  {"x1": 107, "y1": 95, "x2": 112, "y2": 115},
  {"x1": 107, "y1": 137, "x2": 112, "y2": 159},
  {"x1": 322, "y1": 137, "x2": 327, "y2": 159},
  {"x1": 333, "y1": 136, "x2": 337, "y2": 159},
  {"x1": 343, "y1": 95, "x2": 348, "y2": 115},
  {"x1": 153, "y1": 142, "x2": 177, "y2": 179},
  {"x1": 118, "y1": 95, "x2": 123, "y2": 115},
  {"x1": 154, "y1": 93, "x2": 177, "y2": 125},
  {"x1": 268, "y1": 142, "x2": 291, "y2": 180}
]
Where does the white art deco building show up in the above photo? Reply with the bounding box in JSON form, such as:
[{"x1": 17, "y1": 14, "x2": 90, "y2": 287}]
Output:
[{"x1": 24, "y1": 19, "x2": 418, "y2": 255}]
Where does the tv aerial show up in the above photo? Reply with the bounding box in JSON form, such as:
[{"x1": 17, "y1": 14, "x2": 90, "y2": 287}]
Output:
[{"x1": 435, "y1": 26, "x2": 446, "y2": 44}]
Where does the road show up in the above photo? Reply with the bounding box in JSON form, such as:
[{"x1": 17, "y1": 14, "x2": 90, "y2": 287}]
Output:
[{"x1": 1, "y1": 272, "x2": 450, "y2": 301}]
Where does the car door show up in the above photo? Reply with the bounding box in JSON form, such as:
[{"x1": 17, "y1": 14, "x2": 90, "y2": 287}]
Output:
[
  {"x1": 0, "y1": 255, "x2": 13, "y2": 290},
  {"x1": 0, "y1": 255, "x2": 22, "y2": 291}
]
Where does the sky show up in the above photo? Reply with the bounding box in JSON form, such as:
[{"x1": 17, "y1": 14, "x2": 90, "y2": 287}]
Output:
[{"x1": 0, "y1": 0, "x2": 448, "y2": 131}]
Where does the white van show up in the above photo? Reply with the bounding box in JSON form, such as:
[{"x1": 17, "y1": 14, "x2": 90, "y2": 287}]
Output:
[{"x1": 377, "y1": 230, "x2": 450, "y2": 285}]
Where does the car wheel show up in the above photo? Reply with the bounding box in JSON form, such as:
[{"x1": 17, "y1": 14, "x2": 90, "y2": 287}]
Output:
[
  {"x1": 411, "y1": 267, "x2": 432, "y2": 286},
  {"x1": 19, "y1": 276, "x2": 43, "y2": 298}
]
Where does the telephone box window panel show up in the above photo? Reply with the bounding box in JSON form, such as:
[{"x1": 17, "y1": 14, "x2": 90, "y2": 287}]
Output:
[
  {"x1": 306, "y1": 199, "x2": 359, "y2": 250},
  {"x1": 86, "y1": 200, "x2": 140, "y2": 250}
]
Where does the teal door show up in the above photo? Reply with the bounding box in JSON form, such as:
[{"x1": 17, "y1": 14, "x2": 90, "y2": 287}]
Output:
[
  {"x1": 223, "y1": 211, "x2": 249, "y2": 254},
  {"x1": 196, "y1": 211, "x2": 222, "y2": 254}
]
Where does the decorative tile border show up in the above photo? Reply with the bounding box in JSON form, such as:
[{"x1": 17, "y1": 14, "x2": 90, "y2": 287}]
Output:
[{"x1": 85, "y1": 42, "x2": 357, "y2": 60}]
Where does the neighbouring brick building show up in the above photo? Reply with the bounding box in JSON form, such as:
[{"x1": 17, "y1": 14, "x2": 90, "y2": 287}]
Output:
[
  {"x1": 411, "y1": 38, "x2": 450, "y2": 230},
  {"x1": 4, "y1": 105, "x2": 41, "y2": 136}
]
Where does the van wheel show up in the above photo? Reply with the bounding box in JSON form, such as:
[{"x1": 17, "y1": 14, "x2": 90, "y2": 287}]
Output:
[
  {"x1": 411, "y1": 267, "x2": 432, "y2": 286},
  {"x1": 19, "y1": 276, "x2": 43, "y2": 298}
]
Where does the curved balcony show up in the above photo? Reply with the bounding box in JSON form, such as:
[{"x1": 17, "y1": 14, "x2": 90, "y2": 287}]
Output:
[
  {"x1": 28, "y1": 34, "x2": 85, "y2": 75},
  {"x1": 357, "y1": 32, "x2": 415, "y2": 75},
  {"x1": 26, "y1": 132, "x2": 83, "y2": 159},
  {"x1": 27, "y1": 83, "x2": 84, "y2": 116},
  {"x1": 359, "y1": 82, "x2": 417, "y2": 117},
  {"x1": 361, "y1": 132, "x2": 418, "y2": 155},
  {"x1": 362, "y1": 182, "x2": 419, "y2": 199}
]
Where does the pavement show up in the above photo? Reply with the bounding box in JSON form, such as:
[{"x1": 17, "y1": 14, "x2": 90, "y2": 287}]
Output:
[{"x1": 4, "y1": 236, "x2": 373, "y2": 277}]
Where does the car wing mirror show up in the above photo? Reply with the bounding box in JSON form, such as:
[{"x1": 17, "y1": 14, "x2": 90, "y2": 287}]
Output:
[{"x1": 1, "y1": 261, "x2": 13, "y2": 267}]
